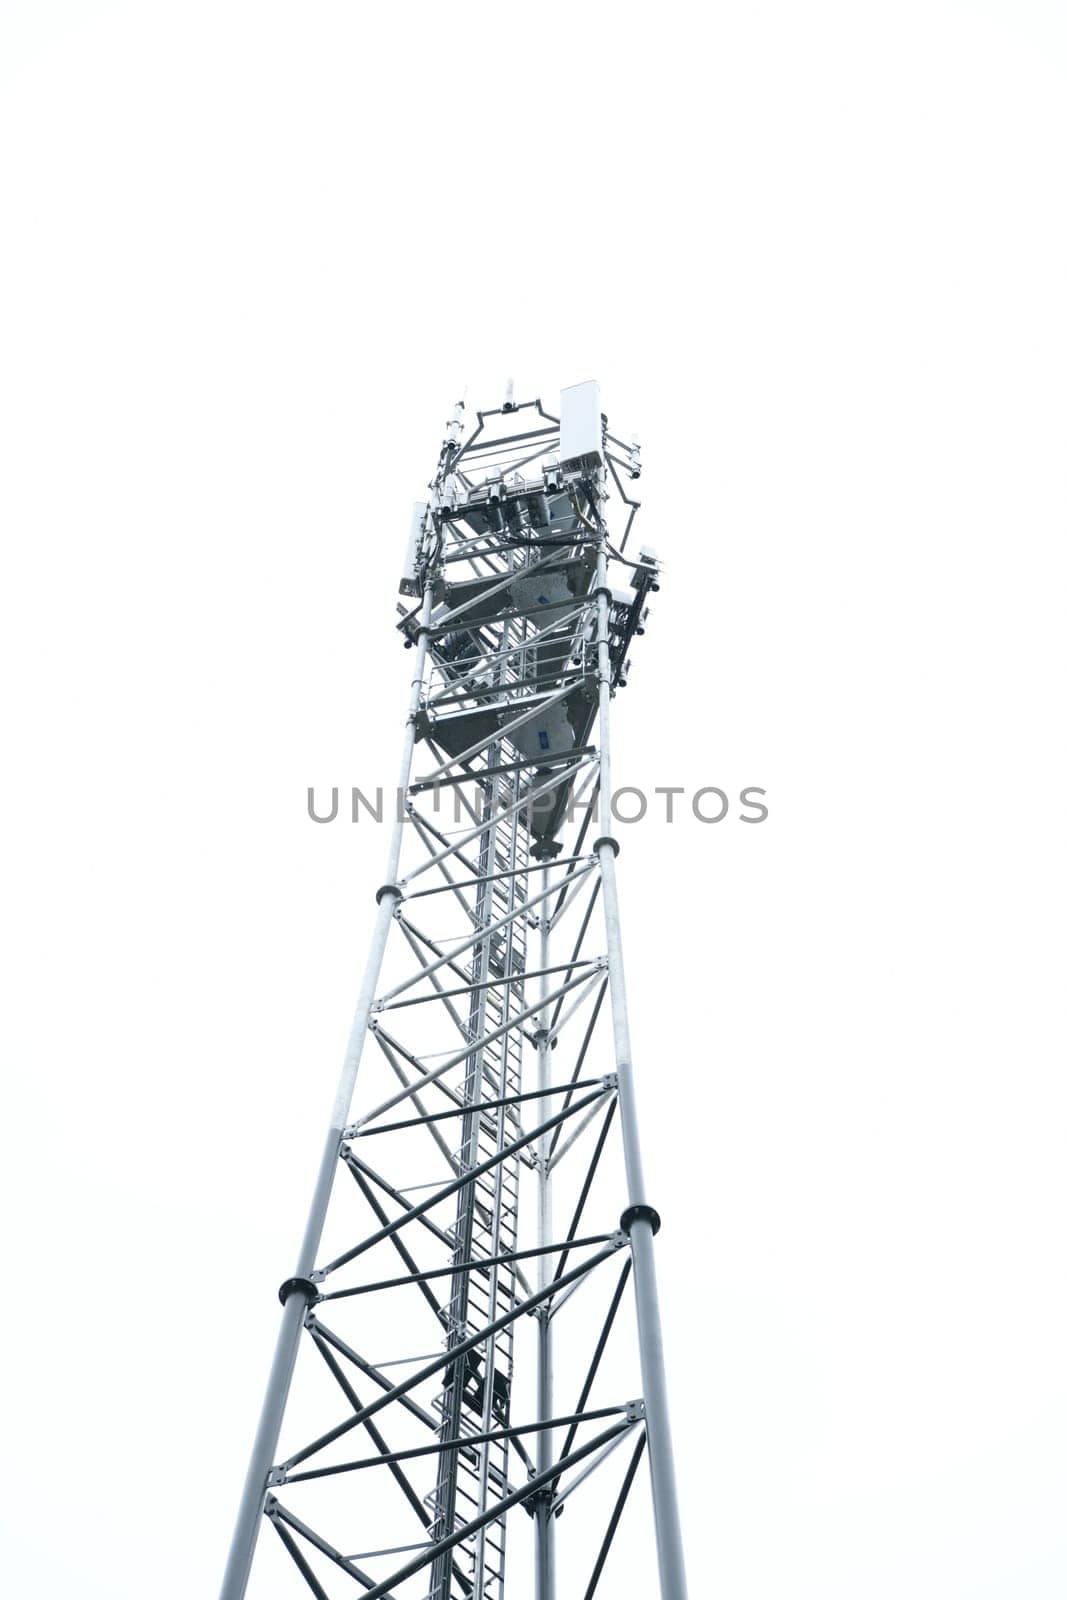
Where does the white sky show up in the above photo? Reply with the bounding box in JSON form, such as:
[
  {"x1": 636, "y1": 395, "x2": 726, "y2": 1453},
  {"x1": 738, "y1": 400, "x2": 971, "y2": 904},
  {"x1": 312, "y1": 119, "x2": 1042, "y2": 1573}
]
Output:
[{"x1": 1, "y1": 2, "x2": 1065, "y2": 1596}]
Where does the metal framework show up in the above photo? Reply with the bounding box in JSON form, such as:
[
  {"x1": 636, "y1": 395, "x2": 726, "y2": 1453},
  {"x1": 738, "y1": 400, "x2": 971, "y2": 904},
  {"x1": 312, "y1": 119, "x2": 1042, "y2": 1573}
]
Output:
[{"x1": 220, "y1": 382, "x2": 689, "y2": 1600}]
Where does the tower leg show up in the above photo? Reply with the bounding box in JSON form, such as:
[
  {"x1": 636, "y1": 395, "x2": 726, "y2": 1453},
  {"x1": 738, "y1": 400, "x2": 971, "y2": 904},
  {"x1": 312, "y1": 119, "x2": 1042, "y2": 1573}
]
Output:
[
  {"x1": 219, "y1": 595, "x2": 432, "y2": 1600},
  {"x1": 535, "y1": 870, "x2": 556, "y2": 1600},
  {"x1": 594, "y1": 553, "x2": 689, "y2": 1600}
]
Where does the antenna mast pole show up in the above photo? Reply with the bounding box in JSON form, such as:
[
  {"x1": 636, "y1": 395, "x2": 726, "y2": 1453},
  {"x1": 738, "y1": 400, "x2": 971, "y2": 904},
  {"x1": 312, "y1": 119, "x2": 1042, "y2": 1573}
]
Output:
[{"x1": 220, "y1": 382, "x2": 688, "y2": 1600}]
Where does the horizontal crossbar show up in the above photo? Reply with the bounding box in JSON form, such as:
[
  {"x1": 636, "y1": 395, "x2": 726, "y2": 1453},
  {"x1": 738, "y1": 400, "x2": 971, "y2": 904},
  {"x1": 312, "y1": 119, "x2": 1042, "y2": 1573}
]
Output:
[
  {"x1": 346, "y1": 1076, "x2": 609, "y2": 1140},
  {"x1": 279, "y1": 1403, "x2": 631, "y2": 1484},
  {"x1": 317, "y1": 1231, "x2": 617, "y2": 1301}
]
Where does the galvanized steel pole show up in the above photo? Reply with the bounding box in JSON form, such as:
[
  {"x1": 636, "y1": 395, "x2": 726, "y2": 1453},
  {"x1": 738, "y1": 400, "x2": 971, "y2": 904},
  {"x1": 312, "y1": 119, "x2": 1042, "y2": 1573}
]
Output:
[
  {"x1": 594, "y1": 543, "x2": 689, "y2": 1600},
  {"x1": 219, "y1": 591, "x2": 433, "y2": 1600},
  {"x1": 535, "y1": 866, "x2": 556, "y2": 1600}
]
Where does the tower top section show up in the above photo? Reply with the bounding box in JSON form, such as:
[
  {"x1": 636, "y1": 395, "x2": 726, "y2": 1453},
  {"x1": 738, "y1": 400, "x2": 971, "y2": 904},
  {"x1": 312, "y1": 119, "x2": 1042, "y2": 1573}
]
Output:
[
  {"x1": 401, "y1": 381, "x2": 648, "y2": 596},
  {"x1": 396, "y1": 382, "x2": 662, "y2": 858}
]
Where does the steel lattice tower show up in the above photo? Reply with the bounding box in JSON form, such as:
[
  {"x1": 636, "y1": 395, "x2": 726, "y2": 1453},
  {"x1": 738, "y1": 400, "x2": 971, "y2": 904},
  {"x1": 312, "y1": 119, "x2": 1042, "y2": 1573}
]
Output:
[{"x1": 220, "y1": 382, "x2": 689, "y2": 1600}]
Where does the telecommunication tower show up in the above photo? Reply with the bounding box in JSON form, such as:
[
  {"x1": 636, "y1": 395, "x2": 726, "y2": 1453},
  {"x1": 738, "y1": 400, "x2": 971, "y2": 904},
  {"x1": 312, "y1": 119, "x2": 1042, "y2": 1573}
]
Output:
[{"x1": 220, "y1": 383, "x2": 689, "y2": 1600}]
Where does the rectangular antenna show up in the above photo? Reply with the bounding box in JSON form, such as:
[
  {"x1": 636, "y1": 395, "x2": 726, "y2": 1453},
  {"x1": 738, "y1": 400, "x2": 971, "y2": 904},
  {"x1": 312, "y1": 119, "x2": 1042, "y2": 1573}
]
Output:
[
  {"x1": 559, "y1": 379, "x2": 603, "y2": 477},
  {"x1": 399, "y1": 501, "x2": 428, "y2": 595}
]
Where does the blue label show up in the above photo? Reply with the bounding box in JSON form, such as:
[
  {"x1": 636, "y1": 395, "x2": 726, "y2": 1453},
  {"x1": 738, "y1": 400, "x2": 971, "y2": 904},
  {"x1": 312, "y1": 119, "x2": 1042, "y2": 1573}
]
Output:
[{"x1": 538, "y1": 730, "x2": 550, "y2": 751}]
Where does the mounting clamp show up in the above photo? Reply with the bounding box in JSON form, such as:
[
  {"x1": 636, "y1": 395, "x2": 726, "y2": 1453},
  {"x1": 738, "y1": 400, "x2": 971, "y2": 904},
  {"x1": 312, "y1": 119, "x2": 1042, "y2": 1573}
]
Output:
[
  {"x1": 620, "y1": 1203, "x2": 661, "y2": 1236},
  {"x1": 278, "y1": 1276, "x2": 320, "y2": 1307}
]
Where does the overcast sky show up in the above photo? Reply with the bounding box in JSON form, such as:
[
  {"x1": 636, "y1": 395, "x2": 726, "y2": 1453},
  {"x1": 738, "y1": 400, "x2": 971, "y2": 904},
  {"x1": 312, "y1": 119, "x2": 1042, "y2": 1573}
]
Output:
[{"x1": 1, "y1": 3, "x2": 1065, "y2": 1597}]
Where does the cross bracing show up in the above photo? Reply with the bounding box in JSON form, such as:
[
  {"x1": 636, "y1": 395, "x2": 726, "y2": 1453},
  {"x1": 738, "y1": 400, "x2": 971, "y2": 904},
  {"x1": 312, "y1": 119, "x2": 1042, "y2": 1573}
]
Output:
[{"x1": 220, "y1": 384, "x2": 688, "y2": 1600}]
